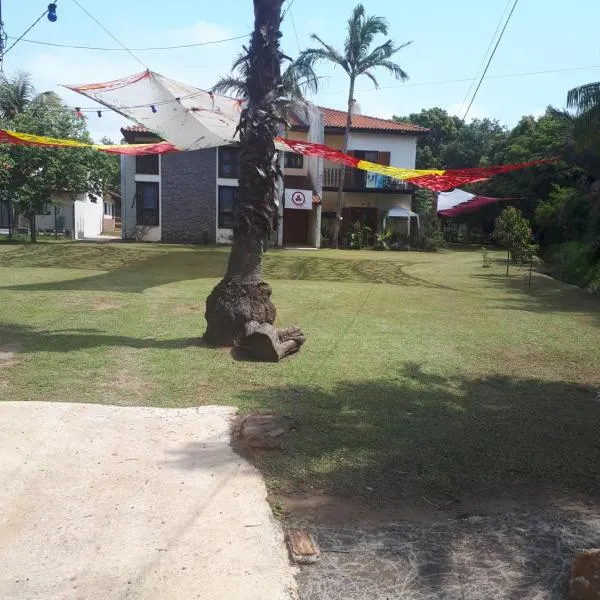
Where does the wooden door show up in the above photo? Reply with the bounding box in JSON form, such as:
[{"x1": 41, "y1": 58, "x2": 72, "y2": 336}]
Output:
[{"x1": 283, "y1": 209, "x2": 310, "y2": 245}]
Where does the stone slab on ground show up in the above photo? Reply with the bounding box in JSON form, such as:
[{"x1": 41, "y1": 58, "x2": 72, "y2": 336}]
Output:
[
  {"x1": 0, "y1": 402, "x2": 297, "y2": 600},
  {"x1": 570, "y1": 549, "x2": 600, "y2": 600}
]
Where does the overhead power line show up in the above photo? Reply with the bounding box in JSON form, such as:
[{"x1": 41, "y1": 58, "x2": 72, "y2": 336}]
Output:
[
  {"x1": 5, "y1": 33, "x2": 249, "y2": 51},
  {"x1": 457, "y1": 0, "x2": 512, "y2": 116},
  {"x1": 462, "y1": 0, "x2": 520, "y2": 121},
  {"x1": 317, "y1": 63, "x2": 600, "y2": 95},
  {"x1": 2, "y1": 4, "x2": 52, "y2": 58},
  {"x1": 70, "y1": 0, "x2": 146, "y2": 68}
]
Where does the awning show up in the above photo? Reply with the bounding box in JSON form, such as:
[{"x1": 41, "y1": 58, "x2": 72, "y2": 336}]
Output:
[{"x1": 387, "y1": 207, "x2": 419, "y2": 218}]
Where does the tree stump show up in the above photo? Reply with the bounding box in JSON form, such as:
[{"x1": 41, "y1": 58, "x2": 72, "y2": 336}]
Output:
[{"x1": 241, "y1": 321, "x2": 305, "y2": 362}]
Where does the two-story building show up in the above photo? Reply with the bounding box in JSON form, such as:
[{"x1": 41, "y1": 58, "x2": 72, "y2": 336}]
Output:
[{"x1": 119, "y1": 104, "x2": 427, "y2": 246}]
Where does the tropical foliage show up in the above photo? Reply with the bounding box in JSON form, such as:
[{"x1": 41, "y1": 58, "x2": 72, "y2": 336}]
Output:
[
  {"x1": 296, "y1": 3, "x2": 411, "y2": 247},
  {"x1": 0, "y1": 72, "x2": 116, "y2": 241}
]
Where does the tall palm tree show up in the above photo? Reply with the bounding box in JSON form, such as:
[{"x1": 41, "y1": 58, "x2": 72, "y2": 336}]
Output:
[
  {"x1": 0, "y1": 71, "x2": 62, "y2": 119},
  {"x1": 296, "y1": 4, "x2": 411, "y2": 247},
  {"x1": 205, "y1": 0, "x2": 304, "y2": 358}
]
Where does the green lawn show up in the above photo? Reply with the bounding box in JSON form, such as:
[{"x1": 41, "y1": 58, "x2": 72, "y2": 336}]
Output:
[{"x1": 1, "y1": 241, "x2": 599, "y2": 508}]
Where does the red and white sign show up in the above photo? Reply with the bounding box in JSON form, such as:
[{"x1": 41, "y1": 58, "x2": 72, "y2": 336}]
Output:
[{"x1": 284, "y1": 188, "x2": 312, "y2": 210}]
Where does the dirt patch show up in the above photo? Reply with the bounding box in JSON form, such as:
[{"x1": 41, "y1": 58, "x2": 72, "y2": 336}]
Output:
[
  {"x1": 92, "y1": 299, "x2": 122, "y2": 312},
  {"x1": 170, "y1": 303, "x2": 205, "y2": 317},
  {"x1": 0, "y1": 343, "x2": 21, "y2": 367}
]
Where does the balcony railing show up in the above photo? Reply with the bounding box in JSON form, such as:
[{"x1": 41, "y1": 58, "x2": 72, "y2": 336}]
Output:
[{"x1": 323, "y1": 167, "x2": 413, "y2": 192}]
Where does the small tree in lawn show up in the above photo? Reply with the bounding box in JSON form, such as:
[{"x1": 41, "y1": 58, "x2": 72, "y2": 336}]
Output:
[{"x1": 493, "y1": 206, "x2": 535, "y2": 275}]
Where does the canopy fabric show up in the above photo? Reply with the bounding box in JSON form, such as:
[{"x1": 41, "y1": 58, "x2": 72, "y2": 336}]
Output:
[
  {"x1": 387, "y1": 207, "x2": 419, "y2": 218},
  {"x1": 437, "y1": 188, "x2": 516, "y2": 217},
  {"x1": 65, "y1": 70, "x2": 243, "y2": 150}
]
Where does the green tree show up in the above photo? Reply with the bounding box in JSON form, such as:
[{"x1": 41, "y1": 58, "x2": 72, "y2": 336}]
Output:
[
  {"x1": 0, "y1": 71, "x2": 62, "y2": 119},
  {"x1": 296, "y1": 4, "x2": 411, "y2": 247},
  {"x1": 394, "y1": 107, "x2": 461, "y2": 169},
  {"x1": 205, "y1": 0, "x2": 305, "y2": 357},
  {"x1": 0, "y1": 87, "x2": 116, "y2": 242},
  {"x1": 493, "y1": 206, "x2": 535, "y2": 275}
]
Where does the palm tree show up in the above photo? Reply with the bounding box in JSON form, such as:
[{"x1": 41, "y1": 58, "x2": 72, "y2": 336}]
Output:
[
  {"x1": 0, "y1": 71, "x2": 62, "y2": 119},
  {"x1": 567, "y1": 82, "x2": 600, "y2": 120},
  {"x1": 296, "y1": 4, "x2": 411, "y2": 247},
  {"x1": 204, "y1": 0, "x2": 304, "y2": 358},
  {"x1": 212, "y1": 52, "x2": 319, "y2": 117}
]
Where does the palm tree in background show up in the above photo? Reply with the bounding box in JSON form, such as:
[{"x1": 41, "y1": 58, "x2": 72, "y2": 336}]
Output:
[
  {"x1": 0, "y1": 71, "x2": 62, "y2": 119},
  {"x1": 295, "y1": 4, "x2": 411, "y2": 247},
  {"x1": 212, "y1": 52, "x2": 319, "y2": 121},
  {"x1": 567, "y1": 81, "x2": 600, "y2": 122}
]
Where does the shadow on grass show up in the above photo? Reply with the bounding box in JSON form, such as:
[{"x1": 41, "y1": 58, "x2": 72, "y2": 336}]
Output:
[
  {"x1": 0, "y1": 243, "x2": 452, "y2": 293},
  {"x1": 472, "y1": 271, "x2": 600, "y2": 324},
  {"x1": 0, "y1": 323, "x2": 204, "y2": 352},
  {"x1": 234, "y1": 362, "x2": 600, "y2": 507}
]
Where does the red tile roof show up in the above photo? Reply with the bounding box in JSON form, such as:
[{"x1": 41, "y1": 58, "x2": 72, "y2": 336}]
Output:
[
  {"x1": 318, "y1": 106, "x2": 427, "y2": 134},
  {"x1": 121, "y1": 105, "x2": 429, "y2": 139},
  {"x1": 122, "y1": 124, "x2": 150, "y2": 133}
]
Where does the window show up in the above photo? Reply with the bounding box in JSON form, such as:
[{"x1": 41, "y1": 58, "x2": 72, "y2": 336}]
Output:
[
  {"x1": 135, "y1": 154, "x2": 159, "y2": 175},
  {"x1": 218, "y1": 186, "x2": 237, "y2": 229},
  {"x1": 218, "y1": 146, "x2": 240, "y2": 179},
  {"x1": 136, "y1": 182, "x2": 159, "y2": 226},
  {"x1": 284, "y1": 152, "x2": 304, "y2": 169},
  {"x1": 104, "y1": 202, "x2": 109, "y2": 216}
]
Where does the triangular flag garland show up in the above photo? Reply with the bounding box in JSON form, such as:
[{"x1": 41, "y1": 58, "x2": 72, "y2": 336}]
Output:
[{"x1": 0, "y1": 127, "x2": 554, "y2": 192}]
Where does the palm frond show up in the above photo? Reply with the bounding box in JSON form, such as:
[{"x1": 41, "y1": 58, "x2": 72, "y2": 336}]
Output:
[
  {"x1": 567, "y1": 82, "x2": 600, "y2": 114},
  {"x1": 212, "y1": 76, "x2": 247, "y2": 98},
  {"x1": 296, "y1": 42, "x2": 350, "y2": 75},
  {"x1": 361, "y1": 70, "x2": 379, "y2": 89},
  {"x1": 357, "y1": 16, "x2": 389, "y2": 60}
]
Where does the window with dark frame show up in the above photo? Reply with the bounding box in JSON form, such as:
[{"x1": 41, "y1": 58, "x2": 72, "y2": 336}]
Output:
[
  {"x1": 218, "y1": 186, "x2": 237, "y2": 229},
  {"x1": 136, "y1": 181, "x2": 159, "y2": 226},
  {"x1": 218, "y1": 146, "x2": 240, "y2": 179},
  {"x1": 284, "y1": 152, "x2": 304, "y2": 169},
  {"x1": 135, "y1": 154, "x2": 159, "y2": 175}
]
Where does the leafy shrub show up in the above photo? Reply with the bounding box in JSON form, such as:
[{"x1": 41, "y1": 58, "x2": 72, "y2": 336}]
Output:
[
  {"x1": 422, "y1": 220, "x2": 446, "y2": 252},
  {"x1": 547, "y1": 242, "x2": 600, "y2": 294},
  {"x1": 374, "y1": 228, "x2": 393, "y2": 251}
]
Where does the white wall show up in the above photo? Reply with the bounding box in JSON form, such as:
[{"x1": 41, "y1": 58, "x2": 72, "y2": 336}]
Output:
[
  {"x1": 347, "y1": 133, "x2": 418, "y2": 168},
  {"x1": 73, "y1": 193, "x2": 104, "y2": 239}
]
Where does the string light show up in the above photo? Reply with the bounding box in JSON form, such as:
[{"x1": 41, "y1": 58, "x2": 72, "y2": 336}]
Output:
[
  {"x1": 151, "y1": 105, "x2": 157, "y2": 113},
  {"x1": 97, "y1": 110, "x2": 102, "y2": 118},
  {"x1": 47, "y1": 3, "x2": 57, "y2": 23}
]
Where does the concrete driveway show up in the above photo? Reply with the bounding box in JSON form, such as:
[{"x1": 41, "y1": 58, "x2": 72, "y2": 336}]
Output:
[{"x1": 0, "y1": 402, "x2": 297, "y2": 600}]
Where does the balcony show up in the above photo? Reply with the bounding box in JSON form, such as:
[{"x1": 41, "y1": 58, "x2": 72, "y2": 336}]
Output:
[{"x1": 323, "y1": 167, "x2": 413, "y2": 192}]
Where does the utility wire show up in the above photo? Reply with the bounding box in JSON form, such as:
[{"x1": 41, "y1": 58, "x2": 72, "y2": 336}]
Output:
[
  {"x1": 462, "y1": 0, "x2": 520, "y2": 121},
  {"x1": 2, "y1": 4, "x2": 51, "y2": 57},
  {"x1": 70, "y1": 0, "x2": 146, "y2": 68},
  {"x1": 457, "y1": 0, "x2": 512, "y2": 116},
  {"x1": 317, "y1": 63, "x2": 600, "y2": 95},
  {"x1": 6, "y1": 33, "x2": 249, "y2": 51},
  {"x1": 289, "y1": 3, "x2": 301, "y2": 52}
]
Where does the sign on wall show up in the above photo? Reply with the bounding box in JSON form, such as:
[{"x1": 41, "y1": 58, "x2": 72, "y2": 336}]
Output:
[{"x1": 284, "y1": 189, "x2": 313, "y2": 210}]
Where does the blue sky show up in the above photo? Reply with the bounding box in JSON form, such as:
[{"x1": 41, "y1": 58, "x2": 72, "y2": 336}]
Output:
[{"x1": 3, "y1": 0, "x2": 600, "y2": 142}]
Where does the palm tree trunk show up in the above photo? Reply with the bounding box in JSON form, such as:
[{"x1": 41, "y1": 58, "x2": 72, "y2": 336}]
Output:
[
  {"x1": 333, "y1": 76, "x2": 355, "y2": 249},
  {"x1": 204, "y1": 0, "x2": 283, "y2": 346}
]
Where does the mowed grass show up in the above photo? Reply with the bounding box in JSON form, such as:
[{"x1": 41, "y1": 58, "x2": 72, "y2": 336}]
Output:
[{"x1": 1, "y1": 240, "x2": 599, "y2": 507}]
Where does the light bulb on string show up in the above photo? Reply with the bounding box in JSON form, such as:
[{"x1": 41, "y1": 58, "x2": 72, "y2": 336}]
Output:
[
  {"x1": 97, "y1": 111, "x2": 102, "y2": 118},
  {"x1": 47, "y1": 3, "x2": 57, "y2": 22},
  {"x1": 151, "y1": 105, "x2": 157, "y2": 113}
]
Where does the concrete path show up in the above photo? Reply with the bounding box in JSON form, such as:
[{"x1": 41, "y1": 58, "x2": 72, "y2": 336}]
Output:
[{"x1": 0, "y1": 402, "x2": 297, "y2": 600}]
